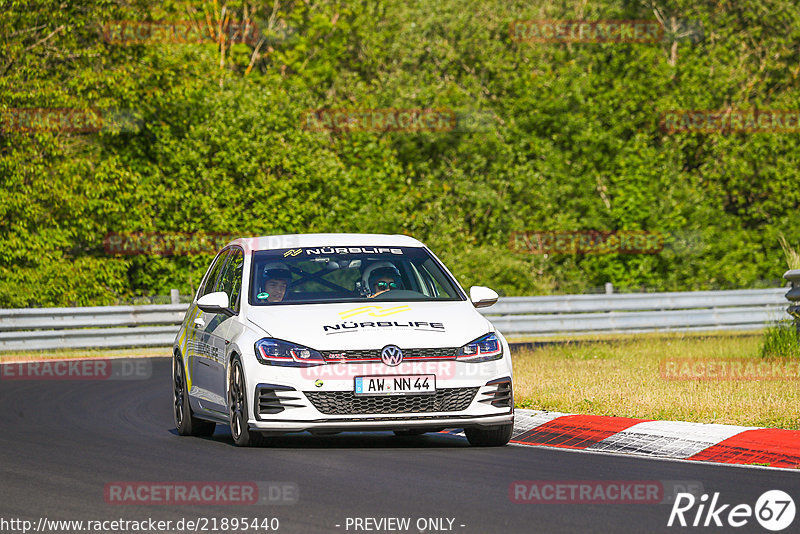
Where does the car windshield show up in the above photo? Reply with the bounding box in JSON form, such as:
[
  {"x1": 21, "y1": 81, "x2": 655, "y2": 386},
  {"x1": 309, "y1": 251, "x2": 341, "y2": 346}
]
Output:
[{"x1": 249, "y1": 246, "x2": 465, "y2": 305}]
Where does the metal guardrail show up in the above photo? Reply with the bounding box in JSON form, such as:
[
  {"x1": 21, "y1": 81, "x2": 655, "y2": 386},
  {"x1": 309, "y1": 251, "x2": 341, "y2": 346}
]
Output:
[
  {"x1": 0, "y1": 304, "x2": 187, "y2": 331},
  {"x1": 480, "y1": 288, "x2": 789, "y2": 336},
  {"x1": 0, "y1": 304, "x2": 187, "y2": 351},
  {"x1": 784, "y1": 270, "x2": 800, "y2": 333},
  {"x1": 0, "y1": 287, "x2": 792, "y2": 351},
  {"x1": 482, "y1": 288, "x2": 786, "y2": 315},
  {"x1": 0, "y1": 326, "x2": 180, "y2": 351}
]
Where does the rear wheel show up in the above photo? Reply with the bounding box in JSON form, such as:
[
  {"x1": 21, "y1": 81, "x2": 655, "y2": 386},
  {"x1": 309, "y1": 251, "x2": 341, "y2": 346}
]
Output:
[
  {"x1": 465, "y1": 423, "x2": 513, "y2": 447},
  {"x1": 173, "y1": 354, "x2": 216, "y2": 437},
  {"x1": 228, "y1": 357, "x2": 266, "y2": 447}
]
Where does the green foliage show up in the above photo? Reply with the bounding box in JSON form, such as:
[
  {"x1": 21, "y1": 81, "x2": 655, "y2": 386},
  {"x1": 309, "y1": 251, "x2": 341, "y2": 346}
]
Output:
[{"x1": 1, "y1": 0, "x2": 799, "y2": 306}]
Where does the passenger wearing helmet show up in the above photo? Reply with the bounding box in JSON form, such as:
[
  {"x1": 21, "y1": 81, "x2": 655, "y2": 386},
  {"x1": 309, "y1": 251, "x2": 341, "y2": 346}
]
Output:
[
  {"x1": 260, "y1": 262, "x2": 292, "y2": 303},
  {"x1": 362, "y1": 261, "x2": 403, "y2": 298}
]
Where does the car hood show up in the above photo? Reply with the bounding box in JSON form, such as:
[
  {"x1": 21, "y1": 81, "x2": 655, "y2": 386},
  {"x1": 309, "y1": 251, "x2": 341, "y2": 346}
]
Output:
[{"x1": 246, "y1": 300, "x2": 493, "y2": 350}]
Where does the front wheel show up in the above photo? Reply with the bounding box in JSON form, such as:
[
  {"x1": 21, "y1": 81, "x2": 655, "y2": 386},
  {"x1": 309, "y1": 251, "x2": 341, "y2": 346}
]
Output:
[
  {"x1": 228, "y1": 357, "x2": 266, "y2": 447},
  {"x1": 173, "y1": 354, "x2": 216, "y2": 437},
  {"x1": 464, "y1": 423, "x2": 513, "y2": 447}
]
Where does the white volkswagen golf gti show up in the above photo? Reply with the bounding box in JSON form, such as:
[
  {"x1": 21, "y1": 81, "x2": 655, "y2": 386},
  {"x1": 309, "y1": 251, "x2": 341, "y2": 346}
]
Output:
[{"x1": 173, "y1": 234, "x2": 514, "y2": 446}]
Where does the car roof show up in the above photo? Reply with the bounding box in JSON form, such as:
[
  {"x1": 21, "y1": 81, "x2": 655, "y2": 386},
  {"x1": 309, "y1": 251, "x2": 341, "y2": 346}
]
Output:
[{"x1": 229, "y1": 233, "x2": 425, "y2": 252}]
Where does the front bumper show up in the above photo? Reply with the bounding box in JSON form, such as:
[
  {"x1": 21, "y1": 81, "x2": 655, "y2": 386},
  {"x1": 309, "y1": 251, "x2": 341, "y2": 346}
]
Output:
[
  {"x1": 244, "y1": 359, "x2": 514, "y2": 433},
  {"x1": 249, "y1": 412, "x2": 514, "y2": 433}
]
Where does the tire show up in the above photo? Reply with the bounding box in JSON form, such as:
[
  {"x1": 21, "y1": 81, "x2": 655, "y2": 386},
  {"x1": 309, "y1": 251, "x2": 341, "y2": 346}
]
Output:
[
  {"x1": 393, "y1": 429, "x2": 427, "y2": 436},
  {"x1": 228, "y1": 357, "x2": 266, "y2": 447},
  {"x1": 464, "y1": 423, "x2": 513, "y2": 447},
  {"x1": 173, "y1": 354, "x2": 216, "y2": 437}
]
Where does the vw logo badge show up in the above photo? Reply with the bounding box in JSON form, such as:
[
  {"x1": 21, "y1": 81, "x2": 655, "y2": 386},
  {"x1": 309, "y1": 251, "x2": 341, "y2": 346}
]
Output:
[{"x1": 380, "y1": 345, "x2": 403, "y2": 367}]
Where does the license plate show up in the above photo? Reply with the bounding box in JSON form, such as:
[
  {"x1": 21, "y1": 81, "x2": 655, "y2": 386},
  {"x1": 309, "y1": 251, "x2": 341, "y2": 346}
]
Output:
[{"x1": 354, "y1": 375, "x2": 436, "y2": 396}]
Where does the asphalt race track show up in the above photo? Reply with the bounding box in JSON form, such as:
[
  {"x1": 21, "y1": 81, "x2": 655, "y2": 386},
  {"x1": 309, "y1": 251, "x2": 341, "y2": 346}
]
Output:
[{"x1": 1, "y1": 358, "x2": 798, "y2": 534}]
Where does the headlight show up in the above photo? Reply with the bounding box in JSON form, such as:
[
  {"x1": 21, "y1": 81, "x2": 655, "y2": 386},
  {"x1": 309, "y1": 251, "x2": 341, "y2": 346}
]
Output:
[
  {"x1": 457, "y1": 333, "x2": 502, "y2": 362},
  {"x1": 255, "y1": 338, "x2": 326, "y2": 367}
]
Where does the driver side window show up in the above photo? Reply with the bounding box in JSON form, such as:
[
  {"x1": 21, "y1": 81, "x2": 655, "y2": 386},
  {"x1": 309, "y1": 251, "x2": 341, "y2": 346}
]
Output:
[
  {"x1": 217, "y1": 248, "x2": 244, "y2": 314},
  {"x1": 199, "y1": 250, "x2": 230, "y2": 298}
]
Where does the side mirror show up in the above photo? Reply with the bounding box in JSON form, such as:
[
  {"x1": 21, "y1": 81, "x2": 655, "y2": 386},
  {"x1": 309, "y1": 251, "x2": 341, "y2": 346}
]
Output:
[
  {"x1": 469, "y1": 286, "x2": 498, "y2": 309},
  {"x1": 197, "y1": 291, "x2": 234, "y2": 316}
]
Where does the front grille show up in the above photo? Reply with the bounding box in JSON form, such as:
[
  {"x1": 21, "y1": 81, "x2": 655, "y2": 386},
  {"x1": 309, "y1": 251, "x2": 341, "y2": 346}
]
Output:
[
  {"x1": 321, "y1": 347, "x2": 458, "y2": 362},
  {"x1": 304, "y1": 387, "x2": 479, "y2": 415}
]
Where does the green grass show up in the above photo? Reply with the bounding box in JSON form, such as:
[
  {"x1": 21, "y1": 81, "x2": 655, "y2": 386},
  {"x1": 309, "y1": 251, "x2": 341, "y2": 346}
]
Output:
[
  {"x1": 760, "y1": 322, "x2": 800, "y2": 359},
  {"x1": 512, "y1": 332, "x2": 800, "y2": 430},
  {"x1": 778, "y1": 233, "x2": 800, "y2": 270}
]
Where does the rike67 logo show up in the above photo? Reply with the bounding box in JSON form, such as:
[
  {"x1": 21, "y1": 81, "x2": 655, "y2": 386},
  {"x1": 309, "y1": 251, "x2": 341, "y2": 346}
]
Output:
[{"x1": 668, "y1": 490, "x2": 795, "y2": 531}]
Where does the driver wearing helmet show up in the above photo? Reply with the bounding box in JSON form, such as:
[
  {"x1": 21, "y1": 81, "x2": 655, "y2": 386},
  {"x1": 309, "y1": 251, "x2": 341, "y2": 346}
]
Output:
[
  {"x1": 362, "y1": 261, "x2": 403, "y2": 298},
  {"x1": 259, "y1": 262, "x2": 292, "y2": 303}
]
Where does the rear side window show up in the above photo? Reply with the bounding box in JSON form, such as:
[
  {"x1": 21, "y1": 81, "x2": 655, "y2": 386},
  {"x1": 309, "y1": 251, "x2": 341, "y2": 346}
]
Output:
[
  {"x1": 217, "y1": 248, "x2": 244, "y2": 314},
  {"x1": 199, "y1": 250, "x2": 230, "y2": 298}
]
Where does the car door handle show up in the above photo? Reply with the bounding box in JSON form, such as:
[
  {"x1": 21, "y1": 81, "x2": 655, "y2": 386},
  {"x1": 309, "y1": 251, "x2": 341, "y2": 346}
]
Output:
[{"x1": 194, "y1": 318, "x2": 205, "y2": 328}]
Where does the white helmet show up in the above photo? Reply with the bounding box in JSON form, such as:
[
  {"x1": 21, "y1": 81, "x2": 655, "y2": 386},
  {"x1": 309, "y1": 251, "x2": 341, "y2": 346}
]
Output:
[
  {"x1": 262, "y1": 262, "x2": 292, "y2": 282},
  {"x1": 361, "y1": 261, "x2": 402, "y2": 295}
]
